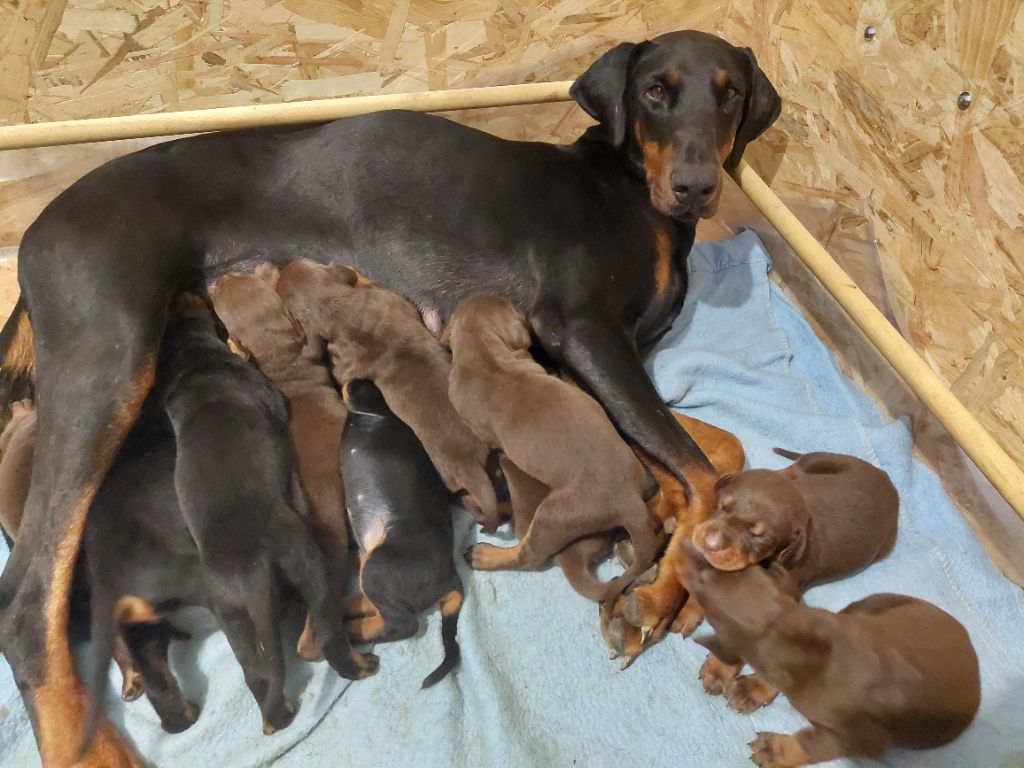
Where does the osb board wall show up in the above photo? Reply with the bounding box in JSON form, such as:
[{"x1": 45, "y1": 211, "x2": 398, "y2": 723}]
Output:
[{"x1": 0, "y1": 0, "x2": 1022, "y2": 468}]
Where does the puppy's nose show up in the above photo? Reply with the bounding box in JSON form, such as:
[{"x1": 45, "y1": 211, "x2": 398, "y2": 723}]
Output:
[
  {"x1": 701, "y1": 528, "x2": 729, "y2": 553},
  {"x1": 671, "y1": 165, "x2": 719, "y2": 207}
]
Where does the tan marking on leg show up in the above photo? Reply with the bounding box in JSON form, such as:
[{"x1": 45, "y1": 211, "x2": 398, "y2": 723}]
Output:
[
  {"x1": 439, "y1": 590, "x2": 463, "y2": 617},
  {"x1": 36, "y1": 357, "x2": 156, "y2": 767},
  {"x1": 345, "y1": 614, "x2": 387, "y2": 643},
  {"x1": 341, "y1": 594, "x2": 378, "y2": 618},
  {"x1": 114, "y1": 596, "x2": 160, "y2": 626}
]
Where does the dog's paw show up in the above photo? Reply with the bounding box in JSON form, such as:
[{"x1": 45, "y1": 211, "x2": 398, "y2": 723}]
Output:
[
  {"x1": 613, "y1": 538, "x2": 636, "y2": 568},
  {"x1": 600, "y1": 595, "x2": 663, "y2": 668},
  {"x1": 671, "y1": 597, "x2": 704, "y2": 637},
  {"x1": 465, "y1": 543, "x2": 508, "y2": 570},
  {"x1": 727, "y1": 674, "x2": 780, "y2": 714},
  {"x1": 120, "y1": 669, "x2": 144, "y2": 702},
  {"x1": 748, "y1": 732, "x2": 805, "y2": 767},
  {"x1": 355, "y1": 652, "x2": 380, "y2": 679},
  {"x1": 698, "y1": 653, "x2": 738, "y2": 695}
]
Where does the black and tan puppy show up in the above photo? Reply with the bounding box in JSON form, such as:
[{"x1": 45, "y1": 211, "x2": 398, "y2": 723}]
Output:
[
  {"x1": 444, "y1": 296, "x2": 660, "y2": 599},
  {"x1": 0, "y1": 401, "x2": 191, "y2": 728},
  {"x1": 340, "y1": 379, "x2": 462, "y2": 688},
  {"x1": 689, "y1": 448, "x2": 898, "y2": 711},
  {"x1": 161, "y1": 293, "x2": 377, "y2": 732},
  {"x1": 209, "y1": 267, "x2": 350, "y2": 661},
  {"x1": 685, "y1": 555, "x2": 980, "y2": 767},
  {"x1": 276, "y1": 259, "x2": 499, "y2": 531}
]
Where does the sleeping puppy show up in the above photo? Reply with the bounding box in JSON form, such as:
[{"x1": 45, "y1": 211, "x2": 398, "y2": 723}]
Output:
[
  {"x1": 275, "y1": 259, "x2": 499, "y2": 531},
  {"x1": 340, "y1": 379, "x2": 463, "y2": 688},
  {"x1": 689, "y1": 448, "x2": 898, "y2": 711},
  {"x1": 209, "y1": 267, "x2": 350, "y2": 661},
  {"x1": 500, "y1": 412, "x2": 745, "y2": 602},
  {"x1": 161, "y1": 293, "x2": 377, "y2": 733},
  {"x1": 444, "y1": 296, "x2": 661, "y2": 600},
  {"x1": 685, "y1": 554, "x2": 980, "y2": 767}
]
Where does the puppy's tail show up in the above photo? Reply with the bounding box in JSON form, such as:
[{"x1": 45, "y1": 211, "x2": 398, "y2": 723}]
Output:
[
  {"x1": 558, "y1": 552, "x2": 614, "y2": 603},
  {"x1": 598, "y1": 511, "x2": 662, "y2": 603},
  {"x1": 772, "y1": 447, "x2": 803, "y2": 461},
  {"x1": 421, "y1": 588, "x2": 462, "y2": 688}
]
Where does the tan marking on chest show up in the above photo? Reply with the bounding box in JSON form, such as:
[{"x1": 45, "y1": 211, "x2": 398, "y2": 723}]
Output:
[{"x1": 653, "y1": 227, "x2": 675, "y2": 296}]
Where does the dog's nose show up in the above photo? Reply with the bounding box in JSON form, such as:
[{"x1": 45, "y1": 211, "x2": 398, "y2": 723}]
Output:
[
  {"x1": 671, "y1": 165, "x2": 719, "y2": 208},
  {"x1": 701, "y1": 528, "x2": 729, "y2": 553}
]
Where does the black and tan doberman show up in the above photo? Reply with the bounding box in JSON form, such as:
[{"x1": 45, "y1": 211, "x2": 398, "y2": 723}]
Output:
[{"x1": 0, "y1": 30, "x2": 778, "y2": 764}]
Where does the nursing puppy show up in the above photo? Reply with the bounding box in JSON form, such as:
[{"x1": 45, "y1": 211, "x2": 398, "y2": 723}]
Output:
[
  {"x1": 161, "y1": 293, "x2": 377, "y2": 733},
  {"x1": 0, "y1": 399, "x2": 174, "y2": 724},
  {"x1": 210, "y1": 268, "x2": 350, "y2": 660},
  {"x1": 340, "y1": 379, "x2": 463, "y2": 688},
  {"x1": 444, "y1": 296, "x2": 659, "y2": 599},
  {"x1": 690, "y1": 448, "x2": 898, "y2": 711},
  {"x1": 501, "y1": 412, "x2": 745, "y2": 602},
  {"x1": 275, "y1": 259, "x2": 499, "y2": 531},
  {"x1": 686, "y1": 555, "x2": 980, "y2": 766}
]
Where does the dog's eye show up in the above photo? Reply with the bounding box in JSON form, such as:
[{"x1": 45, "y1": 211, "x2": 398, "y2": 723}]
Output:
[
  {"x1": 724, "y1": 87, "x2": 739, "y2": 100},
  {"x1": 646, "y1": 84, "x2": 666, "y2": 103}
]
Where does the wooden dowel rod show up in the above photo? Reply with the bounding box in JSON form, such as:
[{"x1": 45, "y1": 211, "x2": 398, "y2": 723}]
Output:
[
  {"x1": 730, "y1": 159, "x2": 1024, "y2": 521},
  {"x1": 0, "y1": 81, "x2": 575, "y2": 151}
]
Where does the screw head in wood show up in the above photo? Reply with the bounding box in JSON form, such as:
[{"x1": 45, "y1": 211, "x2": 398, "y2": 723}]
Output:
[
  {"x1": 957, "y1": 91, "x2": 973, "y2": 110},
  {"x1": 864, "y1": 25, "x2": 877, "y2": 40}
]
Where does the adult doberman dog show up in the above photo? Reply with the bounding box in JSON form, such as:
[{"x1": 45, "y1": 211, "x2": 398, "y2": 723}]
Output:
[{"x1": 0, "y1": 30, "x2": 778, "y2": 765}]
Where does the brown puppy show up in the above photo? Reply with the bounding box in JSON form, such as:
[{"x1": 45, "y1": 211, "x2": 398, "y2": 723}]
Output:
[
  {"x1": 500, "y1": 412, "x2": 744, "y2": 602},
  {"x1": 685, "y1": 556, "x2": 980, "y2": 767},
  {"x1": 444, "y1": 296, "x2": 660, "y2": 599},
  {"x1": 690, "y1": 449, "x2": 898, "y2": 711},
  {"x1": 0, "y1": 398, "x2": 36, "y2": 538},
  {"x1": 209, "y1": 267, "x2": 349, "y2": 660},
  {"x1": 276, "y1": 259, "x2": 499, "y2": 531},
  {"x1": 692, "y1": 449, "x2": 898, "y2": 583}
]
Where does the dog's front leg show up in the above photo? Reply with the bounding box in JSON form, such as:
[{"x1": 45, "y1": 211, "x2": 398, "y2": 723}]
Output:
[{"x1": 531, "y1": 307, "x2": 718, "y2": 662}]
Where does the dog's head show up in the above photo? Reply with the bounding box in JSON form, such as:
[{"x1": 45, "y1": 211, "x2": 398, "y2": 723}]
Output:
[
  {"x1": 571, "y1": 30, "x2": 780, "y2": 220},
  {"x1": 690, "y1": 469, "x2": 808, "y2": 571},
  {"x1": 342, "y1": 378, "x2": 391, "y2": 418},
  {"x1": 441, "y1": 295, "x2": 532, "y2": 353}
]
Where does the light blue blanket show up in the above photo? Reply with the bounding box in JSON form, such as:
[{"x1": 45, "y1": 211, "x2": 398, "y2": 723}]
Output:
[{"x1": 1, "y1": 231, "x2": 1021, "y2": 767}]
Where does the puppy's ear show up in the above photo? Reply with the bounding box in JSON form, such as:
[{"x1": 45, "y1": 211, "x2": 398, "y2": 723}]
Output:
[
  {"x1": 439, "y1": 322, "x2": 453, "y2": 349},
  {"x1": 714, "y1": 473, "x2": 735, "y2": 492},
  {"x1": 777, "y1": 526, "x2": 807, "y2": 567},
  {"x1": 331, "y1": 265, "x2": 360, "y2": 287},
  {"x1": 726, "y1": 47, "x2": 781, "y2": 170},
  {"x1": 778, "y1": 612, "x2": 833, "y2": 662},
  {"x1": 570, "y1": 42, "x2": 640, "y2": 147},
  {"x1": 255, "y1": 262, "x2": 281, "y2": 289}
]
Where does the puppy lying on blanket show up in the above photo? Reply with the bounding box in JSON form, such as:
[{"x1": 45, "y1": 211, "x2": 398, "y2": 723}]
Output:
[
  {"x1": 685, "y1": 555, "x2": 980, "y2": 767},
  {"x1": 443, "y1": 296, "x2": 660, "y2": 598},
  {"x1": 340, "y1": 379, "x2": 463, "y2": 688},
  {"x1": 0, "y1": 399, "x2": 176, "y2": 720},
  {"x1": 690, "y1": 449, "x2": 899, "y2": 712},
  {"x1": 498, "y1": 412, "x2": 744, "y2": 602},
  {"x1": 275, "y1": 259, "x2": 499, "y2": 531},
  {"x1": 161, "y1": 293, "x2": 377, "y2": 733},
  {"x1": 209, "y1": 267, "x2": 350, "y2": 661}
]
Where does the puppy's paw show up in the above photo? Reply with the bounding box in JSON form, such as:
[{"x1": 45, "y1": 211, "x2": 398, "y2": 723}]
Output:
[
  {"x1": 600, "y1": 597, "x2": 662, "y2": 668},
  {"x1": 262, "y1": 699, "x2": 295, "y2": 736},
  {"x1": 354, "y1": 652, "x2": 380, "y2": 679},
  {"x1": 671, "y1": 597, "x2": 704, "y2": 637},
  {"x1": 727, "y1": 674, "x2": 779, "y2": 714},
  {"x1": 161, "y1": 700, "x2": 201, "y2": 734},
  {"x1": 120, "y1": 669, "x2": 144, "y2": 702},
  {"x1": 749, "y1": 732, "x2": 804, "y2": 767},
  {"x1": 465, "y1": 543, "x2": 508, "y2": 570},
  {"x1": 698, "y1": 653, "x2": 738, "y2": 696},
  {"x1": 614, "y1": 538, "x2": 636, "y2": 568}
]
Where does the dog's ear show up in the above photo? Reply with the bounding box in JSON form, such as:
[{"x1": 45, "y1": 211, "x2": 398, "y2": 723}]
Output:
[
  {"x1": 255, "y1": 262, "x2": 280, "y2": 289},
  {"x1": 777, "y1": 526, "x2": 807, "y2": 567},
  {"x1": 777, "y1": 611, "x2": 833, "y2": 663},
  {"x1": 726, "y1": 47, "x2": 781, "y2": 170},
  {"x1": 570, "y1": 42, "x2": 639, "y2": 147},
  {"x1": 330, "y1": 265, "x2": 360, "y2": 287},
  {"x1": 439, "y1": 321, "x2": 453, "y2": 349},
  {"x1": 714, "y1": 473, "x2": 735, "y2": 492}
]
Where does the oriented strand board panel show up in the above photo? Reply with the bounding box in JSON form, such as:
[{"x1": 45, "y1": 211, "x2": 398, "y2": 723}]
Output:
[{"x1": 0, "y1": 0, "x2": 1022, "y2": 466}]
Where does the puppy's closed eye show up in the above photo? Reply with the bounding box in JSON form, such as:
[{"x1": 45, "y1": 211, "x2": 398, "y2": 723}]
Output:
[{"x1": 750, "y1": 522, "x2": 766, "y2": 537}]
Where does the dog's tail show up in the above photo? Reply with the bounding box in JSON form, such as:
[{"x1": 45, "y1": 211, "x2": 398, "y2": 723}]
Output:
[
  {"x1": 0, "y1": 298, "x2": 35, "y2": 417},
  {"x1": 597, "y1": 510, "x2": 663, "y2": 603},
  {"x1": 772, "y1": 447, "x2": 803, "y2": 461},
  {"x1": 421, "y1": 588, "x2": 462, "y2": 688}
]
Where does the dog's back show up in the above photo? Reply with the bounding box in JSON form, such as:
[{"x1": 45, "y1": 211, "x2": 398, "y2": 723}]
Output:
[{"x1": 781, "y1": 451, "x2": 899, "y2": 586}]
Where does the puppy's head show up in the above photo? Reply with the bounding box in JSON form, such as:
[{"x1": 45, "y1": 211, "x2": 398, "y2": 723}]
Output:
[
  {"x1": 443, "y1": 295, "x2": 532, "y2": 352},
  {"x1": 690, "y1": 469, "x2": 808, "y2": 571},
  {"x1": 342, "y1": 378, "x2": 391, "y2": 418},
  {"x1": 209, "y1": 272, "x2": 299, "y2": 353},
  {"x1": 683, "y1": 549, "x2": 800, "y2": 639}
]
